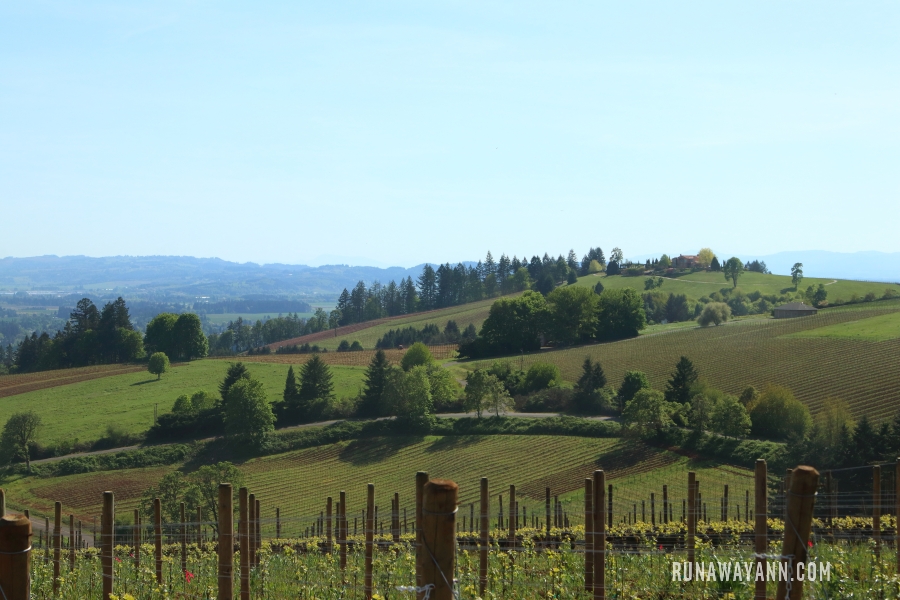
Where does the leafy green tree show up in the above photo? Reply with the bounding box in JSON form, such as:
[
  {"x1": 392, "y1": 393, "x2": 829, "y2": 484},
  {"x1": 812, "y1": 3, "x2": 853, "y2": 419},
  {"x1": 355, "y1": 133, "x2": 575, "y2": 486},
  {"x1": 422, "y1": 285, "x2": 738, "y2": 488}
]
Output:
[
  {"x1": 172, "y1": 394, "x2": 193, "y2": 414},
  {"x1": 479, "y1": 291, "x2": 548, "y2": 354},
  {"x1": 401, "y1": 342, "x2": 434, "y2": 371},
  {"x1": 709, "y1": 394, "x2": 751, "y2": 437},
  {"x1": 588, "y1": 260, "x2": 604, "y2": 274},
  {"x1": 224, "y1": 378, "x2": 275, "y2": 446},
  {"x1": 297, "y1": 354, "x2": 334, "y2": 420},
  {"x1": 617, "y1": 370, "x2": 650, "y2": 410},
  {"x1": 0, "y1": 410, "x2": 41, "y2": 473},
  {"x1": 572, "y1": 357, "x2": 608, "y2": 414},
  {"x1": 658, "y1": 254, "x2": 672, "y2": 269},
  {"x1": 219, "y1": 362, "x2": 251, "y2": 404},
  {"x1": 723, "y1": 257, "x2": 744, "y2": 288},
  {"x1": 609, "y1": 247, "x2": 624, "y2": 264},
  {"x1": 385, "y1": 366, "x2": 434, "y2": 427},
  {"x1": 189, "y1": 462, "x2": 245, "y2": 533},
  {"x1": 426, "y1": 364, "x2": 461, "y2": 411},
  {"x1": 697, "y1": 248, "x2": 715, "y2": 269},
  {"x1": 664, "y1": 356, "x2": 698, "y2": 404},
  {"x1": 739, "y1": 386, "x2": 759, "y2": 407},
  {"x1": 148, "y1": 352, "x2": 170, "y2": 380},
  {"x1": 523, "y1": 363, "x2": 561, "y2": 393},
  {"x1": 665, "y1": 293, "x2": 691, "y2": 322},
  {"x1": 595, "y1": 288, "x2": 646, "y2": 340},
  {"x1": 546, "y1": 286, "x2": 599, "y2": 345},
  {"x1": 697, "y1": 302, "x2": 731, "y2": 326},
  {"x1": 464, "y1": 370, "x2": 511, "y2": 418},
  {"x1": 622, "y1": 389, "x2": 678, "y2": 436},
  {"x1": 812, "y1": 284, "x2": 828, "y2": 307},
  {"x1": 144, "y1": 313, "x2": 178, "y2": 357},
  {"x1": 791, "y1": 263, "x2": 804, "y2": 289},
  {"x1": 812, "y1": 397, "x2": 855, "y2": 448},
  {"x1": 749, "y1": 385, "x2": 812, "y2": 440},
  {"x1": 358, "y1": 350, "x2": 391, "y2": 417},
  {"x1": 174, "y1": 313, "x2": 209, "y2": 360}
]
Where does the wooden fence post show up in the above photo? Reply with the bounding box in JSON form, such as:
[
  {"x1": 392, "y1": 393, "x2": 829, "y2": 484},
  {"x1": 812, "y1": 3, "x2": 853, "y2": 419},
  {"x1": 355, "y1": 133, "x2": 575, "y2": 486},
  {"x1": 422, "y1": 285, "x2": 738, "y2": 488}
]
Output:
[
  {"x1": 239, "y1": 488, "x2": 249, "y2": 600},
  {"x1": 255, "y1": 498, "x2": 261, "y2": 568},
  {"x1": 154, "y1": 497, "x2": 163, "y2": 584},
  {"x1": 584, "y1": 478, "x2": 593, "y2": 592},
  {"x1": 340, "y1": 491, "x2": 347, "y2": 571},
  {"x1": 896, "y1": 458, "x2": 900, "y2": 576},
  {"x1": 420, "y1": 479, "x2": 458, "y2": 600},
  {"x1": 650, "y1": 493, "x2": 656, "y2": 528},
  {"x1": 43, "y1": 516, "x2": 49, "y2": 563},
  {"x1": 68, "y1": 513, "x2": 75, "y2": 572},
  {"x1": 248, "y1": 493, "x2": 255, "y2": 568},
  {"x1": 416, "y1": 471, "x2": 428, "y2": 592},
  {"x1": 607, "y1": 484, "x2": 613, "y2": 528},
  {"x1": 775, "y1": 465, "x2": 819, "y2": 600},
  {"x1": 873, "y1": 465, "x2": 881, "y2": 558},
  {"x1": 218, "y1": 483, "x2": 234, "y2": 600},
  {"x1": 593, "y1": 470, "x2": 605, "y2": 600},
  {"x1": 687, "y1": 472, "x2": 696, "y2": 566},
  {"x1": 276, "y1": 507, "x2": 281, "y2": 540},
  {"x1": 181, "y1": 502, "x2": 187, "y2": 575},
  {"x1": 53, "y1": 502, "x2": 61, "y2": 594},
  {"x1": 723, "y1": 485, "x2": 729, "y2": 522},
  {"x1": 662, "y1": 485, "x2": 668, "y2": 524},
  {"x1": 197, "y1": 506, "x2": 202, "y2": 546},
  {"x1": 102, "y1": 491, "x2": 115, "y2": 600},
  {"x1": 0, "y1": 514, "x2": 31, "y2": 600},
  {"x1": 755, "y1": 459, "x2": 767, "y2": 600},
  {"x1": 545, "y1": 487, "x2": 551, "y2": 540},
  {"x1": 479, "y1": 477, "x2": 488, "y2": 596},
  {"x1": 327, "y1": 496, "x2": 333, "y2": 554},
  {"x1": 393, "y1": 492, "x2": 401, "y2": 544},
  {"x1": 508, "y1": 485, "x2": 516, "y2": 550},
  {"x1": 365, "y1": 483, "x2": 375, "y2": 600},
  {"x1": 133, "y1": 509, "x2": 141, "y2": 568}
]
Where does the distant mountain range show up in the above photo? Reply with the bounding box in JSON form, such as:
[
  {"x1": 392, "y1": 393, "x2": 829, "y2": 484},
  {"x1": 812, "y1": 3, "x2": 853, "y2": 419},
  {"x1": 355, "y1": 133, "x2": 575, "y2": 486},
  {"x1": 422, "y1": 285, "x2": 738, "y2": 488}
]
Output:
[{"x1": 0, "y1": 251, "x2": 897, "y2": 300}]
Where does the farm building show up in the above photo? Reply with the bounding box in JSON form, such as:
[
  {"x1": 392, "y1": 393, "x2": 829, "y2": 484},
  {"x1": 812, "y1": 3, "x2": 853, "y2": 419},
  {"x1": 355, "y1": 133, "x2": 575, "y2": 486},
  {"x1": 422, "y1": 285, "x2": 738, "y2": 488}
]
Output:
[
  {"x1": 773, "y1": 302, "x2": 818, "y2": 319},
  {"x1": 673, "y1": 255, "x2": 698, "y2": 269}
]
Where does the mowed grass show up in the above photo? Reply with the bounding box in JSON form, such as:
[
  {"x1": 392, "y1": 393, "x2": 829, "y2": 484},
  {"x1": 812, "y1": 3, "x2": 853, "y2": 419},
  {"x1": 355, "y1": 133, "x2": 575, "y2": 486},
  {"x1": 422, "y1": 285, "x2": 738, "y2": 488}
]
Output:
[
  {"x1": 572, "y1": 270, "x2": 899, "y2": 304},
  {"x1": 0, "y1": 360, "x2": 366, "y2": 444},
  {"x1": 4, "y1": 435, "x2": 751, "y2": 531},
  {"x1": 785, "y1": 311, "x2": 900, "y2": 342},
  {"x1": 465, "y1": 300, "x2": 900, "y2": 423}
]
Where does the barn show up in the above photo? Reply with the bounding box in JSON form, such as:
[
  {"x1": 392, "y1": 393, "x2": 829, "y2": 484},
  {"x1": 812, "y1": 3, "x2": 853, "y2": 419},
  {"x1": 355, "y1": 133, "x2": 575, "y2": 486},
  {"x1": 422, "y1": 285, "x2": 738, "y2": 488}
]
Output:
[{"x1": 773, "y1": 302, "x2": 818, "y2": 319}]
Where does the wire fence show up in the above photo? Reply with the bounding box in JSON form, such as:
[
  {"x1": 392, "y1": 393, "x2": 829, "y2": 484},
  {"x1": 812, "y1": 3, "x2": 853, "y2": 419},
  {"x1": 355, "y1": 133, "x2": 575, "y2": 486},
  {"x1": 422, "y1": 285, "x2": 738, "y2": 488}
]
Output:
[{"x1": 11, "y1": 460, "x2": 900, "y2": 599}]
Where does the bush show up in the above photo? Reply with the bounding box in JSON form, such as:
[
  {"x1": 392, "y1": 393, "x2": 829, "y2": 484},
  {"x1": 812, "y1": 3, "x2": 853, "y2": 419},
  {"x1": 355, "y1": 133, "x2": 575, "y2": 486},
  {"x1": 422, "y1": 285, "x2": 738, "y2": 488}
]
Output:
[
  {"x1": 698, "y1": 302, "x2": 731, "y2": 326},
  {"x1": 522, "y1": 363, "x2": 562, "y2": 393},
  {"x1": 400, "y1": 342, "x2": 434, "y2": 371},
  {"x1": 749, "y1": 385, "x2": 812, "y2": 441},
  {"x1": 516, "y1": 388, "x2": 573, "y2": 413}
]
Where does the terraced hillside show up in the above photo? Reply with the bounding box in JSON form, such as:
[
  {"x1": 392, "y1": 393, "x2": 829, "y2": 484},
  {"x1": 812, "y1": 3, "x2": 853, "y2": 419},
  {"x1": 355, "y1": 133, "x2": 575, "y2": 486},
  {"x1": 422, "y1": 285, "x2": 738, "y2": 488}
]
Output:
[
  {"x1": 468, "y1": 300, "x2": 900, "y2": 422},
  {"x1": 7, "y1": 435, "x2": 752, "y2": 534}
]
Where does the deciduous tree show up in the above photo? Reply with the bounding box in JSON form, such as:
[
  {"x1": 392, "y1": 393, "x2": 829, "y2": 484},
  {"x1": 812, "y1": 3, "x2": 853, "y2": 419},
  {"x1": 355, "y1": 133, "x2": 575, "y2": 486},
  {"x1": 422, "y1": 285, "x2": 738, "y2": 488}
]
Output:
[
  {"x1": 148, "y1": 352, "x2": 170, "y2": 380},
  {"x1": 791, "y1": 263, "x2": 804, "y2": 289},
  {"x1": 224, "y1": 378, "x2": 275, "y2": 446},
  {"x1": 0, "y1": 410, "x2": 41, "y2": 473},
  {"x1": 722, "y1": 257, "x2": 744, "y2": 288}
]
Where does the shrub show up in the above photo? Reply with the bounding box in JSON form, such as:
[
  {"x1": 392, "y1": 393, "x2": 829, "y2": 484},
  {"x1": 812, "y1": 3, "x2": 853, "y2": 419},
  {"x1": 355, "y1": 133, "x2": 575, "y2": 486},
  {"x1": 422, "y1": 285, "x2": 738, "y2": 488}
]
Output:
[
  {"x1": 749, "y1": 385, "x2": 812, "y2": 441},
  {"x1": 522, "y1": 363, "x2": 562, "y2": 393},
  {"x1": 698, "y1": 302, "x2": 731, "y2": 326},
  {"x1": 400, "y1": 342, "x2": 434, "y2": 371}
]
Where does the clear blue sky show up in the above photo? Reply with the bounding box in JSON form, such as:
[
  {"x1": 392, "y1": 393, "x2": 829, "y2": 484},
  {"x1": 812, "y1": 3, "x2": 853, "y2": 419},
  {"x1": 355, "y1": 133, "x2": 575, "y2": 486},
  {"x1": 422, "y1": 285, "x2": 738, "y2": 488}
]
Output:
[{"x1": 2, "y1": 2, "x2": 898, "y2": 267}]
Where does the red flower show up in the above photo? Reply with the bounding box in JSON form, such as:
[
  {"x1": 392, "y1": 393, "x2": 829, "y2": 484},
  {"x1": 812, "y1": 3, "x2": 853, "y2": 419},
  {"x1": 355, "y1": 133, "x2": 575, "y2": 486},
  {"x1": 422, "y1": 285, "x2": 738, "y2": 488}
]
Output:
[
  {"x1": 185, "y1": 570, "x2": 195, "y2": 583},
  {"x1": 115, "y1": 557, "x2": 121, "y2": 563},
  {"x1": 808, "y1": 540, "x2": 813, "y2": 548}
]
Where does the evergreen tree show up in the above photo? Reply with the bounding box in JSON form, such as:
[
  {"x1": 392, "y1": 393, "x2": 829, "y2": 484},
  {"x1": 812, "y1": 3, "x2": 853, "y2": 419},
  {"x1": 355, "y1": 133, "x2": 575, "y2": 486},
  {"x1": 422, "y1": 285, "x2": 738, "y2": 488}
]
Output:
[
  {"x1": 710, "y1": 256, "x2": 721, "y2": 271},
  {"x1": 219, "y1": 362, "x2": 251, "y2": 405},
  {"x1": 483, "y1": 251, "x2": 496, "y2": 280},
  {"x1": 417, "y1": 265, "x2": 437, "y2": 310},
  {"x1": 664, "y1": 356, "x2": 698, "y2": 404},
  {"x1": 297, "y1": 354, "x2": 334, "y2": 421},
  {"x1": 567, "y1": 249, "x2": 578, "y2": 271},
  {"x1": 336, "y1": 289, "x2": 352, "y2": 325},
  {"x1": 358, "y1": 350, "x2": 391, "y2": 417},
  {"x1": 283, "y1": 365, "x2": 299, "y2": 404},
  {"x1": 572, "y1": 357, "x2": 608, "y2": 414}
]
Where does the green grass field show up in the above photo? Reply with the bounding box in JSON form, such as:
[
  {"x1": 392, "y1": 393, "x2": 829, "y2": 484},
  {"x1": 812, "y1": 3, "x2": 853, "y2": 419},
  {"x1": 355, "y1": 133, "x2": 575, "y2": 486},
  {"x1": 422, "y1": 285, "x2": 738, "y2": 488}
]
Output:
[
  {"x1": 465, "y1": 299, "x2": 900, "y2": 423},
  {"x1": 572, "y1": 270, "x2": 899, "y2": 304},
  {"x1": 785, "y1": 310, "x2": 900, "y2": 341},
  {"x1": 4, "y1": 434, "x2": 751, "y2": 531},
  {"x1": 0, "y1": 360, "x2": 366, "y2": 445}
]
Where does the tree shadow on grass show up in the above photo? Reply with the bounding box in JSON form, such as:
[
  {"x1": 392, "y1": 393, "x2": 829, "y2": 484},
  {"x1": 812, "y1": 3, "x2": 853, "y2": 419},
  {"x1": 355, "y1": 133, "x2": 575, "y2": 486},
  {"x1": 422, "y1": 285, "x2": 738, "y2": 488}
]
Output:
[
  {"x1": 131, "y1": 379, "x2": 159, "y2": 386},
  {"x1": 423, "y1": 435, "x2": 482, "y2": 454},
  {"x1": 338, "y1": 436, "x2": 425, "y2": 466}
]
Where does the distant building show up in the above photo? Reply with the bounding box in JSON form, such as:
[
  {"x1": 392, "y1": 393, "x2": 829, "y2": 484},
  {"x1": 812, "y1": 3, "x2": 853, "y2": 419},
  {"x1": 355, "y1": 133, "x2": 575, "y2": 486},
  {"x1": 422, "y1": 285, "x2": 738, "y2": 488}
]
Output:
[
  {"x1": 673, "y1": 255, "x2": 698, "y2": 269},
  {"x1": 773, "y1": 302, "x2": 818, "y2": 319}
]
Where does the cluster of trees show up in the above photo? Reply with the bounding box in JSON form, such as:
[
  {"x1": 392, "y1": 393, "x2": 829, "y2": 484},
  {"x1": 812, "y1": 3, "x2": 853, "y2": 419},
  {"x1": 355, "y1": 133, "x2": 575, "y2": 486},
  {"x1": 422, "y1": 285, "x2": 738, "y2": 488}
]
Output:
[
  {"x1": 6, "y1": 298, "x2": 144, "y2": 373},
  {"x1": 375, "y1": 320, "x2": 476, "y2": 349},
  {"x1": 140, "y1": 462, "x2": 244, "y2": 533},
  {"x1": 459, "y1": 286, "x2": 646, "y2": 358},
  {"x1": 696, "y1": 286, "x2": 796, "y2": 318},
  {"x1": 207, "y1": 311, "x2": 331, "y2": 355},
  {"x1": 144, "y1": 312, "x2": 208, "y2": 361}
]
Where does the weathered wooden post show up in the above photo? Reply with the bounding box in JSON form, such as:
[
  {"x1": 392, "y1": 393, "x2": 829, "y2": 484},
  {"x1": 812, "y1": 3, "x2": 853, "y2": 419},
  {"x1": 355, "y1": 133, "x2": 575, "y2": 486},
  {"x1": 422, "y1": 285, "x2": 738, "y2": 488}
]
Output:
[
  {"x1": 393, "y1": 492, "x2": 401, "y2": 544},
  {"x1": 593, "y1": 470, "x2": 605, "y2": 600},
  {"x1": 181, "y1": 502, "x2": 187, "y2": 575},
  {"x1": 133, "y1": 509, "x2": 141, "y2": 567},
  {"x1": 775, "y1": 465, "x2": 819, "y2": 600},
  {"x1": 68, "y1": 513, "x2": 75, "y2": 571},
  {"x1": 365, "y1": 483, "x2": 375, "y2": 600},
  {"x1": 102, "y1": 491, "x2": 115, "y2": 600},
  {"x1": 607, "y1": 484, "x2": 613, "y2": 527},
  {"x1": 0, "y1": 489, "x2": 4, "y2": 516},
  {"x1": 784, "y1": 468, "x2": 792, "y2": 523},
  {"x1": 545, "y1": 487, "x2": 551, "y2": 540},
  {"x1": 755, "y1": 459, "x2": 767, "y2": 600},
  {"x1": 746, "y1": 489, "x2": 750, "y2": 523},
  {"x1": 197, "y1": 506, "x2": 202, "y2": 545},
  {"x1": 723, "y1": 485, "x2": 729, "y2": 522},
  {"x1": 650, "y1": 493, "x2": 656, "y2": 528},
  {"x1": 248, "y1": 493, "x2": 255, "y2": 567},
  {"x1": 896, "y1": 458, "x2": 900, "y2": 576},
  {"x1": 584, "y1": 478, "x2": 593, "y2": 592},
  {"x1": 508, "y1": 484, "x2": 516, "y2": 549},
  {"x1": 327, "y1": 496, "x2": 333, "y2": 553},
  {"x1": 218, "y1": 484, "x2": 234, "y2": 600},
  {"x1": 340, "y1": 491, "x2": 348, "y2": 571},
  {"x1": 239, "y1": 487, "x2": 250, "y2": 600},
  {"x1": 662, "y1": 485, "x2": 668, "y2": 524},
  {"x1": 255, "y1": 498, "x2": 261, "y2": 567},
  {"x1": 154, "y1": 498, "x2": 163, "y2": 584},
  {"x1": 415, "y1": 471, "x2": 428, "y2": 592},
  {"x1": 0, "y1": 514, "x2": 32, "y2": 600},
  {"x1": 43, "y1": 516, "x2": 49, "y2": 563},
  {"x1": 687, "y1": 472, "x2": 696, "y2": 566},
  {"x1": 479, "y1": 477, "x2": 488, "y2": 596},
  {"x1": 53, "y1": 502, "x2": 61, "y2": 594},
  {"x1": 276, "y1": 507, "x2": 281, "y2": 540},
  {"x1": 873, "y1": 465, "x2": 881, "y2": 558},
  {"x1": 420, "y1": 479, "x2": 458, "y2": 600}
]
